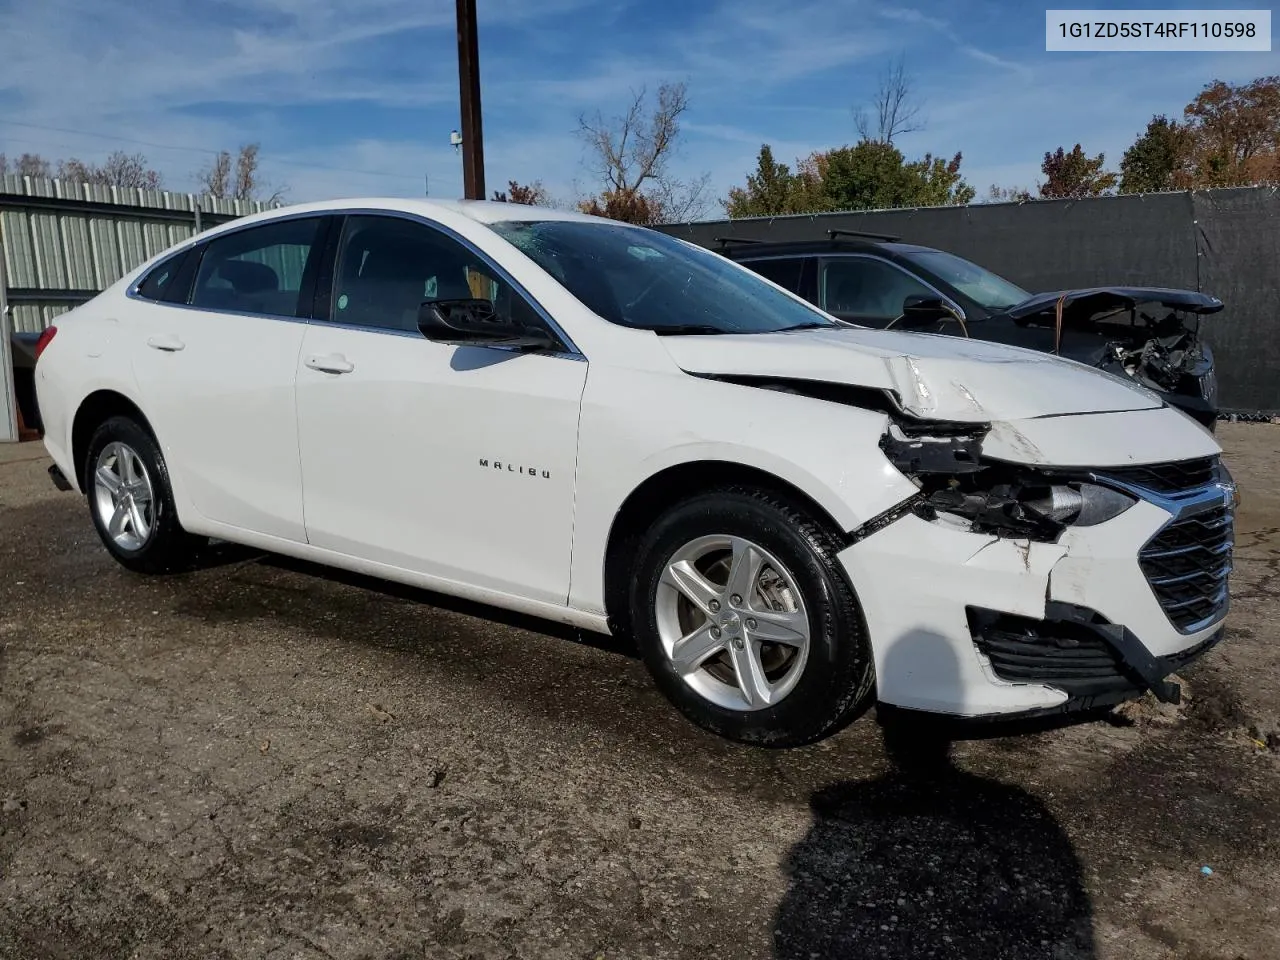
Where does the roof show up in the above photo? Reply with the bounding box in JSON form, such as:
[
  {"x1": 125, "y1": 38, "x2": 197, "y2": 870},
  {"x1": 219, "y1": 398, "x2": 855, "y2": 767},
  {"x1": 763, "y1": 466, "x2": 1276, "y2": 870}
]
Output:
[
  {"x1": 180, "y1": 197, "x2": 610, "y2": 242},
  {"x1": 714, "y1": 237, "x2": 894, "y2": 258}
]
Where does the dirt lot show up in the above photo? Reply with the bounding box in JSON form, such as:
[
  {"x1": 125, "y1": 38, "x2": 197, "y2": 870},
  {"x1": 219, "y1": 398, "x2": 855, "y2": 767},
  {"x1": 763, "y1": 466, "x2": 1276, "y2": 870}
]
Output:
[{"x1": 1, "y1": 424, "x2": 1278, "y2": 960}]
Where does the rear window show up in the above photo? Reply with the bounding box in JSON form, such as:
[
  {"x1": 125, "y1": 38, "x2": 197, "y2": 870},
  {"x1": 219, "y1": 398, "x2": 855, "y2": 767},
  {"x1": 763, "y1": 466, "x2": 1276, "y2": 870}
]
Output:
[{"x1": 134, "y1": 250, "x2": 191, "y2": 302}]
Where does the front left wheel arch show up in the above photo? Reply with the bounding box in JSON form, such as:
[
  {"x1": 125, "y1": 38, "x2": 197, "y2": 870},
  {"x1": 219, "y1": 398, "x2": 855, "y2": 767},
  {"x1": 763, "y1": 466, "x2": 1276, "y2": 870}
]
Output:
[{"x1": 601, "y1": 460, "x2": 856, "y2": 643}]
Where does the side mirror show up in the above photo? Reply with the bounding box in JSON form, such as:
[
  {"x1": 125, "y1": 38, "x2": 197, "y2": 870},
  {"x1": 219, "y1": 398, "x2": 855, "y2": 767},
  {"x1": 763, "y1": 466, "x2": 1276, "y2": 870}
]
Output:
[
  {"x1": 417, "y1": 298, "x2": 556, "y2": 351},
  {"x1": 899, "y1": 294, "x2": 956, "y2": 326}
]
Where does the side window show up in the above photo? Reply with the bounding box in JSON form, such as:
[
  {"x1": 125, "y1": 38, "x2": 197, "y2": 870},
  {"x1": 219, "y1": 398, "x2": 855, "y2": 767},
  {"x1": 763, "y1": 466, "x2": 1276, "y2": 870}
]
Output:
[
  {"x1": 190, "y1": 217, "x2": 321, "y2": 317},
  {"x1": 822, "y1": 258, "x2": 935, "y2": 324},
  {"x1": 135, "y1": 250, "x2": 189, "y2": 302},
  {"x1": 329, "y1": 214, "x2": 549, "y2": 337},
  {"x1": 744, "y1": 258, "x2": 803, "y2": 293}
]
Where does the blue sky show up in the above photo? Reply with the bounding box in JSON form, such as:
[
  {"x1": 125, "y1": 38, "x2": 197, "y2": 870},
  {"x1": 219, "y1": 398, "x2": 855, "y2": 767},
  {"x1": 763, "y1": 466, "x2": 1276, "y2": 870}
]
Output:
[{"x1": 0, "y1": 0, "x2": 1276, "y2": 218}]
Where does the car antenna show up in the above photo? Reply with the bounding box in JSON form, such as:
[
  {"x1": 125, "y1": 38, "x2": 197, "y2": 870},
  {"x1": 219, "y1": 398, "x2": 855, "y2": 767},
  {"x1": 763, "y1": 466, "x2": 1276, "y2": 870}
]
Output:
[
  {"x1": 713, "y1": 236, "x2": 765, "y2": 249},
  {"x1": 827, "y1": 228, "x2": 901, "y2": 242}
]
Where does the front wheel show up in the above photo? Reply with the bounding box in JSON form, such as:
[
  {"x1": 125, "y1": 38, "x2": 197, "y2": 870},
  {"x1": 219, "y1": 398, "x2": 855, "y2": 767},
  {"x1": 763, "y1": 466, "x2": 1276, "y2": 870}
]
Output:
[
  {"x1": 84, "y1": 416, "x2": 205, "y2": 574},
  {"x1": 629, "y1": 488, "x2": 875, "y2": 747}
]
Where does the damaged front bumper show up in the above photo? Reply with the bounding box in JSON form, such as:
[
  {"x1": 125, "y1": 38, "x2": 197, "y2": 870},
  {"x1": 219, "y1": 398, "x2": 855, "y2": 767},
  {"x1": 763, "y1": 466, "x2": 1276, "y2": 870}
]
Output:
[{"x1": 838, "y1": 482, "x2": 1233, "y2": 718}]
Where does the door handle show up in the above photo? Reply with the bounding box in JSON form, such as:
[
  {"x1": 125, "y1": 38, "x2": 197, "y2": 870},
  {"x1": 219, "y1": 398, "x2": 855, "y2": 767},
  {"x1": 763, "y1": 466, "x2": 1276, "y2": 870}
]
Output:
[
  {"x1": 305, "y1": 353, "x2": 355, "y2": 374},
  {"x1": 146, "y1": 334, "x2": 185, "y2": 352}
]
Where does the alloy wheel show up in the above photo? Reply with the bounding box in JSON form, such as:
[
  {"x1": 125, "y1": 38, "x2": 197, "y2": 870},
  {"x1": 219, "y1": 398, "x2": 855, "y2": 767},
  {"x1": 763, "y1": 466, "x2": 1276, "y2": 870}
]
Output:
[
  {"x1": 92, "y1": 441, "x2": 156, "y2": 552},
  {"x1": 654, "y1": 534, "x2": 811, "y2": 711}
]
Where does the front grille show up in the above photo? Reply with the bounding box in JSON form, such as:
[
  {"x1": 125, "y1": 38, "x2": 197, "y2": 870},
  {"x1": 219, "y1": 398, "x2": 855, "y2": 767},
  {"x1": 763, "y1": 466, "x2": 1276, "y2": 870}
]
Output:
[
  {"x1": 1103, "y1": 456, "x2": 1218, "y2": 494},
  {"x1": 1139, "y1": 504, "x2": 1233, "y2": 631}
]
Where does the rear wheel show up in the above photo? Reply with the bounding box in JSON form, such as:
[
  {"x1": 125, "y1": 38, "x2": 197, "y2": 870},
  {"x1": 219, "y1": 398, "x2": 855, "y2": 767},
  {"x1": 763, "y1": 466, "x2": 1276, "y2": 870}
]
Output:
[
  {"x1": 84, "y1": 416, "x2": 204, "y2": 573},
  {"x1": 630, "y1": 488, "x2": 875, "y2": 747}
]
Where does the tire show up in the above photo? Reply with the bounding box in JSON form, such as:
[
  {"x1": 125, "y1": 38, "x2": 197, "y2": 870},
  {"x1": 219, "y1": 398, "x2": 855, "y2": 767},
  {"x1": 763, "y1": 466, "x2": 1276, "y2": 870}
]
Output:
[
  {"x1": 629, "y1": 486, "x2": 875, "y2": 747},
  {"x1": 83, "y1": 415, "x2": 205, "y2": 574}
]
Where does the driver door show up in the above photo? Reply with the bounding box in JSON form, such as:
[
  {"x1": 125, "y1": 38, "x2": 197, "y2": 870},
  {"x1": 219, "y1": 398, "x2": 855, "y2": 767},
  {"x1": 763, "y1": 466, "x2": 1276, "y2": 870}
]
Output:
[
  {"x1": 294, "y1": 214, "x2": 587, "y2": 604},
  {"x1": 820, "y1": 256, "x2": 939, "y2": 328}
]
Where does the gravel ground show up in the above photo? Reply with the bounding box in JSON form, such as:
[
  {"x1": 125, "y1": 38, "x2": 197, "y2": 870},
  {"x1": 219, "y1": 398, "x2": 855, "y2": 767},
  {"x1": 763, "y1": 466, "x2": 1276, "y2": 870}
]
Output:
[{"x1": 1, "y1": 423, "x2": 1278, "y2": 960}]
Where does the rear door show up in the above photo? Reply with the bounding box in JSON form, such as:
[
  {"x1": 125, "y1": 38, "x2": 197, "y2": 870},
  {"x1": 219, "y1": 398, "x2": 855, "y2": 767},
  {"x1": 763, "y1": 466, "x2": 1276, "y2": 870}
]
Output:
[{"x1": 128, "y1": 215, "x2": 329, "y2": 542}]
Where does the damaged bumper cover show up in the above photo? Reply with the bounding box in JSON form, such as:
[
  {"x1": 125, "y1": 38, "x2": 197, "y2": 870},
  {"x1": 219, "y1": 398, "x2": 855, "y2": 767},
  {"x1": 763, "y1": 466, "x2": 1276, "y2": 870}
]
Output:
[
  {"x1": 840, "y1": 413, "x2": 1234, "y2": 719},
  {"x1": 838, "y1": 499, "x2": 1229, "y2": 717}
]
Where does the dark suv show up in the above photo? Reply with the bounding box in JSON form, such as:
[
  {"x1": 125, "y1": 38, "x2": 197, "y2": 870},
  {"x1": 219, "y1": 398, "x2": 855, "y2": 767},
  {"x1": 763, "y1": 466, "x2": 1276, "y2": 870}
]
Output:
[{"x1": 718, "y1": 232, "x2": 1222, "y2": 427}]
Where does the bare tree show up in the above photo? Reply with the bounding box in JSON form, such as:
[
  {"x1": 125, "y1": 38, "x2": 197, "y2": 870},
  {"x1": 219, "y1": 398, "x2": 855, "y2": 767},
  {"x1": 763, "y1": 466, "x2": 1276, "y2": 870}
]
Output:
[
  {"x1": 576, "y1": 81, "x2": 710, "y2": 223},
  {"x1": 199, "y1": 144, "x2": 285, "y2": 202},
  {"x1": 0, "y1": 152, "x2": 54, "y2": 178},
  {"x1": 58, "y1": 151, "x2": 163, "y2": 189},
  {"x1": 855, "y1": 55, "x2": 925, "y2": 145},
  {"x1": 235, "y1": 143, "x2": 260, "y2": 200},
  {"x1": 199, "y1": 151, "x2": 233, "y2": 198}
]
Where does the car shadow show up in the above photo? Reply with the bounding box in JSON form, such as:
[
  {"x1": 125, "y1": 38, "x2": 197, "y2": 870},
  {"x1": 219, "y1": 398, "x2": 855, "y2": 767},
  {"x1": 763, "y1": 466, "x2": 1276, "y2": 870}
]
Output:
[{"x1": 774, "y1": 632, "x2": 1096, "y2": 960}]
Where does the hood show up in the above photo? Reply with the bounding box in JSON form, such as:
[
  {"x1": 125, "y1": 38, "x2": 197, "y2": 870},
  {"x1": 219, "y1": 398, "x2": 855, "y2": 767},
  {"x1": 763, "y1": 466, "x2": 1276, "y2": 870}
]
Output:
[
  {"x1": 998, "y1": 287, "x2": 1223, "y2": 324},
  {"x1": 660, "y1": 327, "x2": 1165, "y2": 422}
]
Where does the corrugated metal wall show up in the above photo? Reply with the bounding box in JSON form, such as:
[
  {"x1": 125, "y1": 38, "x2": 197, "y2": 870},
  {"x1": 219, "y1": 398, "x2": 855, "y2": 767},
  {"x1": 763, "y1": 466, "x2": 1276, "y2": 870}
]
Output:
[{"x1": 0, "y1": 175, "x2": 278, "y2": 332}]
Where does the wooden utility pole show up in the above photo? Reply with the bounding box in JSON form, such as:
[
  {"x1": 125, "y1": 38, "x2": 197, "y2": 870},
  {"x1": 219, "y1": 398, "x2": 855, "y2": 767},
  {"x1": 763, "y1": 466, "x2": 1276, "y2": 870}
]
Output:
[{"x1": 456, "y1": 0, "x2": 486, "y2": 200}]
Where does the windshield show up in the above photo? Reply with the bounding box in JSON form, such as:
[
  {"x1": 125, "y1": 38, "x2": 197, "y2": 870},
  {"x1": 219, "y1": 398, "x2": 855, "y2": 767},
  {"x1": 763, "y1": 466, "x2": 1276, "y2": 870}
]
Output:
[
  {"x1": 490, "y1": 220, "x2": 839, "y2": 334},
  {"x1": 903, "y1": 248, "x2": 1031, "y2": 313}
]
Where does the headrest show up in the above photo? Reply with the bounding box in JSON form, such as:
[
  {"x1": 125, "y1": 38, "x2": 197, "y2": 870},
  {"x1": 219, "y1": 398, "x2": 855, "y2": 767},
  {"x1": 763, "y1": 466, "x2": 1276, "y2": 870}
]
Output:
[{"x1": 218, "y1": 259, "x2": 279, "y2": 294}]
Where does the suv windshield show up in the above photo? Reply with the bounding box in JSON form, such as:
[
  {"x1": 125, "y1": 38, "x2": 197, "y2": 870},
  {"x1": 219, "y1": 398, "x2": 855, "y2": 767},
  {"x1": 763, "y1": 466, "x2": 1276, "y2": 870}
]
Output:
[
  {"x1": 490, "y1": 220, "x2": 839, "y2": 334},
  {"x1": 902, "y1": 248, "x2": 1031, "y2": 313}
]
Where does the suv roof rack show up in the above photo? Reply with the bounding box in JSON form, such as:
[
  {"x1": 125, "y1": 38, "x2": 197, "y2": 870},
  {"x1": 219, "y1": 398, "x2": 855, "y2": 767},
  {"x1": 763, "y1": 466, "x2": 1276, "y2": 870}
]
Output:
[
  {"x1": 713, "y1": 236, "x2": 765, "y2": 248},
  {"x1": 827, "y1": 228, "x2": 901, "y2": 242}
]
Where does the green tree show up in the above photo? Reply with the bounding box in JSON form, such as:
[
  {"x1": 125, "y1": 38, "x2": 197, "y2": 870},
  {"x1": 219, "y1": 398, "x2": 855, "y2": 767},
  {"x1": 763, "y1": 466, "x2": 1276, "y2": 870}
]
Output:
[
  {"x1": 724, "y1": 140, "x2": 975, "y2": 218},
  {"x1": 1119, "y1": 116, "x2": 1193, "y2": 193},
  {"x1": 818, "y1": 141, "x2": 974, "y2": 211},
  {"x1": 1039, "y1": 144, "x2": 1118, "y2": 199},
  {"x1": 723, "y1": 145, "x2": 808, "y2": 217}
]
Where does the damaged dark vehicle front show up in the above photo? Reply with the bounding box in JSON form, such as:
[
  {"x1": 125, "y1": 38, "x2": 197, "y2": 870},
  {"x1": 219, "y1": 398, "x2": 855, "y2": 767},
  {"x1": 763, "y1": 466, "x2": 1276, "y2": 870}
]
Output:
[
  {"x1": 717, "y1": 235, "x2": 1224, "y2": 428},
  {"x1": 993, "y1": 286, "x2": 1222, "y2": 427}
]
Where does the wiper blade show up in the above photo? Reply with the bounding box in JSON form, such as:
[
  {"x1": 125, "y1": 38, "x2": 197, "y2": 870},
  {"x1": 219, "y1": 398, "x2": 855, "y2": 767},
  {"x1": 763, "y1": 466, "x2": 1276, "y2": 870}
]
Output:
[
  {"x1": 649, "y1": 324, "x2": 732, "y2": 336},
  {"x1": 775, "y1": 322, "x2": 835, "y2": 332}
]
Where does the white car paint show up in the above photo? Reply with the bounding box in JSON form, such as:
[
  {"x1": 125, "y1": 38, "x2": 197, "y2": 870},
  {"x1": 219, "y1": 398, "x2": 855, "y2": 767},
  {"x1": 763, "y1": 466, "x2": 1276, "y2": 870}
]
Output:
[{"x1": 34, "y1": 197, "x2": 1234, "y2": 722}]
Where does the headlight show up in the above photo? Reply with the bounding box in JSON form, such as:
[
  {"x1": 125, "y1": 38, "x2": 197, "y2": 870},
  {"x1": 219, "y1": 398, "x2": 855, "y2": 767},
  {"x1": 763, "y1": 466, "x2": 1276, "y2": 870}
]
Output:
[{"x1": 1021, "y1": 483, "x2": 1137, "y2": 527}]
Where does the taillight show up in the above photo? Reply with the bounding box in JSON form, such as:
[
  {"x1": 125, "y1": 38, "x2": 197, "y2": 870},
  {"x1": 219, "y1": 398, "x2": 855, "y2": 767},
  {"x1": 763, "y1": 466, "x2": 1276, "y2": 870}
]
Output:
[{"x1": 33, "y1": 325, "x2": 57, "y2": 361}]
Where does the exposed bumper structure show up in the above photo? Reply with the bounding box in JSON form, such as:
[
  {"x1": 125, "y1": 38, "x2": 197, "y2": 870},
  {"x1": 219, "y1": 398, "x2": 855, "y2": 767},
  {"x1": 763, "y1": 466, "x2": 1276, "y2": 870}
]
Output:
[{"x1": 839, "y1": 476, "x2": 1234, "y2": 718}]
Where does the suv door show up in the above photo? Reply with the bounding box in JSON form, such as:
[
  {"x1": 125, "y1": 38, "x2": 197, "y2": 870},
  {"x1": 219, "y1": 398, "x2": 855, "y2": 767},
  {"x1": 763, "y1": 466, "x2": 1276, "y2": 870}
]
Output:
[
  {"x1": 820, "y1": 255, "x2": 941, "y2": 328},
  {"x1": 294, "y1": 213, "x2": 588, "y2": 604},
  {"x1": 128, "y1": 216, "x2": 326, "y2": 542}
]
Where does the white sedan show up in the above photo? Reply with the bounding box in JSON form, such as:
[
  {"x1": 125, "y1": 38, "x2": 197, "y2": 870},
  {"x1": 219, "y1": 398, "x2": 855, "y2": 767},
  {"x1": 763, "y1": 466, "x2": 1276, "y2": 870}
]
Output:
[{"x1": 32, "y1": 199, "x2": 1234, "y2": 745}]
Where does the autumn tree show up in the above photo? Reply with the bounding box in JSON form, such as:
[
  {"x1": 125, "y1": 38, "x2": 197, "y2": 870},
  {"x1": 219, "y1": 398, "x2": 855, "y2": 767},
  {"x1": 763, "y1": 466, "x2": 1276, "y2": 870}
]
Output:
[
  {"x1": 576, "y1": 82, "x2": 710, "y2": 224},
  {"x1": 1039, "y1": 144, "x2": 1118, "y2": 199},
  {"x1": 57, "y1": 151, "x2": 163, "y2": 189},
  {"x1": 1182, "y1": 76, "x2": 1280, "y2": 186},
  {"x1": 492, "y1": 180, "x2": 550, "y2": 205},
  {"x1": 855, "y1": 55, "x2": 924, "y2": 145},
  {"x1": 1119, "y1": 116, "x2": 1194, "y2": 193},
  {"x1": 198, "y1": 143, "x2": 284, "y2": 201}
]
